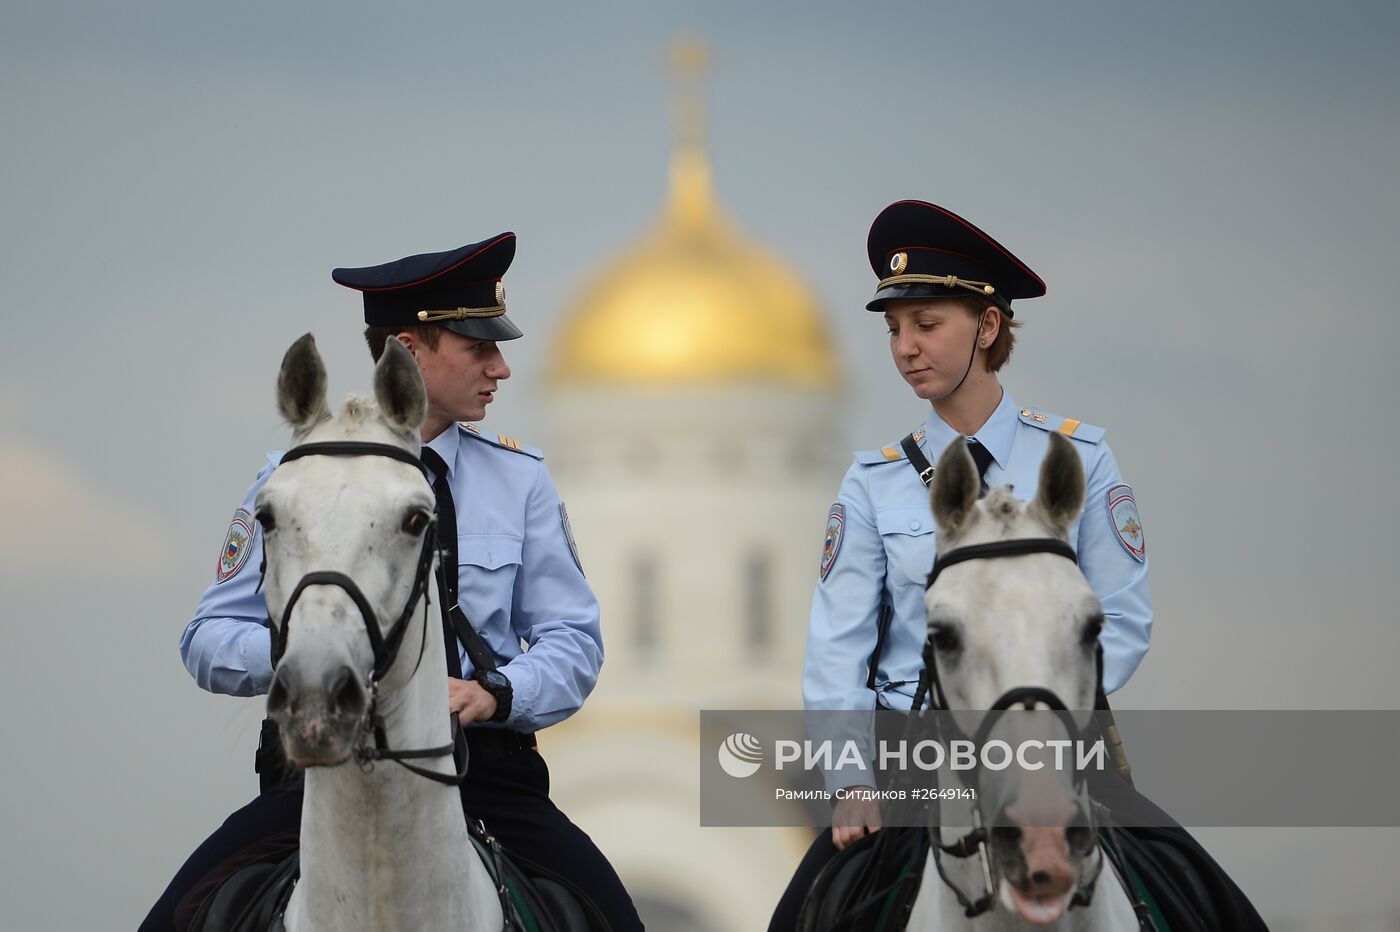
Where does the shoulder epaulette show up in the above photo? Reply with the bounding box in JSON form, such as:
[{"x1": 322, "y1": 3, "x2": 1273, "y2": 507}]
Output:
[
  {"x1": 854, "y1": 426, "x2": 926, "y2": 465},
  {"x1": 855, "y1": 446, "x2": 904, "y2": 465},
  {"x1": 1017, "y1": 407, "x2": 1106, "y2": 444},
  {"x1": 458, "y1": 423, "x2": 543, "y2": 459}
]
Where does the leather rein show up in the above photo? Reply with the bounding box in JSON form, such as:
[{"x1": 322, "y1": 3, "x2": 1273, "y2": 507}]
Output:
[{"x1": 267, "y1": 441, "x2": 468, "y2": 786}]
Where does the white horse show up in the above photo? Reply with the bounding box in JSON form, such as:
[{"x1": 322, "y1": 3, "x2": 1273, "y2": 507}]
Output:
[
  {"x1": 257, "y1": 334, "x2": 504, "y2": 932},
  {"x1": 904, "y1": 433, "x2": 1141, "y2": 931}
]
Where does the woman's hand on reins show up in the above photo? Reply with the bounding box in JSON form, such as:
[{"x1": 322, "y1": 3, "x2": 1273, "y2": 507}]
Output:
[
  {"x1": 831, "y1": 787, "x2": 882, "y2": 850},
  {"x1": 448, "y1": 677, "x2": 499, "y2": 725}
]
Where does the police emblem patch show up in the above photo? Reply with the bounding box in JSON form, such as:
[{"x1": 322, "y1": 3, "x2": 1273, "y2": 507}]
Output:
[
  {"x1": 1106, "y1": 484, "x2": 1146, "y2": 562},
  {"x1": 820, "y1": 503, "x2": 846, "y2": 581},
  {"x1": 559, "y1": 503, "x2": 583, "y2": 575},
  {"x1": 217, "y1": 508, "x2": 256, "y2": 583}
]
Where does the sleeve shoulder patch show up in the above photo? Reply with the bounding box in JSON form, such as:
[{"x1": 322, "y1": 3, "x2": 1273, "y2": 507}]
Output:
[
  {"x1": 820, "y1": 503, "x2": 847, "y2": 580},
  {"x1": 216, "y1": 508, "x2": 257, "y2": 583},
  {"x1": 559, "y1": 502, "x2": 583, "y2": 575},
  {"x1": 1106, "y1": 484, "x2": 1146, "y2": 562},
  {"x1": 1017, "y1": 407, "x2": 1106, "y2": 444}
]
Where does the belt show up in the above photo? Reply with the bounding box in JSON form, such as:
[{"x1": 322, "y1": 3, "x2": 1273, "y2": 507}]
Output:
[{"x1": 464, "y1": 727, "x2": 537, "y2": 763}]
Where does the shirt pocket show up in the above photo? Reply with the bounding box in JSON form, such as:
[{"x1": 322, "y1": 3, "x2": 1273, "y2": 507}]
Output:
[
  {"x1": 456, "y1": 534, "x2": 523, "y2": 623},
  {"x1": 876, "y1": 507, "x2": 937, "y2": 589},
  {"x1": 457, "y1": 533, "x2": 523, "y2": 571}
]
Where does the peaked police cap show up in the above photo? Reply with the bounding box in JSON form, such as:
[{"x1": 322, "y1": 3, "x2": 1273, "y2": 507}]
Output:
[
  {"x1": 865, "y1": 201, "x2": 1045, "y2": 318},
  {"x1": 332, "y1": 233, "x2": 523, "y2": 341}
]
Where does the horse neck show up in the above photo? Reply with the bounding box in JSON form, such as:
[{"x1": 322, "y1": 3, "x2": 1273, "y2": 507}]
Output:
[{"x1": 294, "y1": 594, "x2": 498, "y2": 930}]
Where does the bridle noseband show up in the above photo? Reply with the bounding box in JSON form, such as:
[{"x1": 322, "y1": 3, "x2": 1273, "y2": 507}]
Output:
[
  {"x1": 915, "y1": 536, "x2": 1107, "y2": 918},
  {"x1": 267, "y1": 441, "x2": 468, "y2": 786}
]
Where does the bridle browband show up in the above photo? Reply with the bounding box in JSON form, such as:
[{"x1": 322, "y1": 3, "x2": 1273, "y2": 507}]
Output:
[
  {"x1": 925, "y1": 537, "x2": 1079, "y2": 591},
  {"x1": 913, "y1": 535, "x2": 1111, "y2": 919},
  {"x1": 268, "y1": 440, "x2": 468, "y2": 786}
]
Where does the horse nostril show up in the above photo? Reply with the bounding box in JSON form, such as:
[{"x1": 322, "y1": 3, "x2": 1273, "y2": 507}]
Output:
[
  {"x1": 267, "y1": 668, "x2": 293, "y2": 716},
  {"x1": 1031, "y1": 869, "x2": 1052, "y2": 886},
  {"x1": 328, "y1": 667, "x2": 366, "y2": 717}
]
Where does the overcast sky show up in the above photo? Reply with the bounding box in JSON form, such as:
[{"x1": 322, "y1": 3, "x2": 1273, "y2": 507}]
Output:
[{"x1": 2, "y1": 2, "x2": 1398, "y2": 927}]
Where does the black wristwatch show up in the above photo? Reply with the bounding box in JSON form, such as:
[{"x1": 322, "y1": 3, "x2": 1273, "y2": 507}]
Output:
[{"x1": 474, "y1": 669, "x2": 513, "y2": 724}]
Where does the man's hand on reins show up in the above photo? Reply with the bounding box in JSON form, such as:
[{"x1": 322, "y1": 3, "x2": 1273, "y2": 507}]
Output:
[
  {"x1": 832, "y1": 787, "x2": 882, "y2": 850},
  {"x1": 448, "y1": 677, "x2": 499, "y2": 725}
]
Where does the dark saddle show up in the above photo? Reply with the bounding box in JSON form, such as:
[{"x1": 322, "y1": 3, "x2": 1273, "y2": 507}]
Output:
[
  {"x1": 185, "y1": 828, "x2": 610, "y2": 932},
  {"x1": 796, "y1": 828, "x2": 928, "y2": 932},
  {"x1": 797, "y1": 819, "x2": 1268, "y2": 932}
]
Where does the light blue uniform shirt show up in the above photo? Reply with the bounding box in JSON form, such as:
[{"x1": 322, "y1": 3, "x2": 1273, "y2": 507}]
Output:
[
  {"x1": 179, "y1": 422, "x2": 603, "y2": 733},
  {"x1": 803, "y1": 391, "x2": 1151, "y2": 790}
]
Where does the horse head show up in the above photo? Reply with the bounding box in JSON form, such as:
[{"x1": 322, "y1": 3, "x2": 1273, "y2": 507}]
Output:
[
  {"x1": 258, "y1": 333, "x2": 435, "y2": 768},
  {"x1": 926, "y1": 431, "x2": 1103, "y2": 925}
]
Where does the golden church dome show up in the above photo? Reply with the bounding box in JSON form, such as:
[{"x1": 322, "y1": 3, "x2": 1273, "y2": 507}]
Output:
[{"x1": 547, "y1": 42, "x2": 842, "y2": 392}]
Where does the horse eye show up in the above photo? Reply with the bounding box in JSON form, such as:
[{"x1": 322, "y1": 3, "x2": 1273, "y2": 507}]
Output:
[
  {"x1": 255, "y1": 508, "x2": 276, "y2": 533},
  {"x1": 1081, "y1": 615, "x2": 1105, "y2": 647},
  {"x1": 929, "y1": 624, "x2": 961, "y2": 654},
  {"x1": 402, "y1": 509, "x2": 431, "y2": 535}
]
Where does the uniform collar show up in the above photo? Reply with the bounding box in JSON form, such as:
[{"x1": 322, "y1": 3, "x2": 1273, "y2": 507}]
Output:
[
  {"x1": 919, "y1": 389, "x2": 1018, "y2": 470},
  {"x1": 422, "y1": 422, "x2": 463, "y2": 477}
]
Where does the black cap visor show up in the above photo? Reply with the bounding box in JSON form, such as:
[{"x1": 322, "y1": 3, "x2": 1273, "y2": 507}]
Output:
[
  {"x1": 438, "y1": 313, "x2": 524, "y2": 342},
  {"x1": 866, "y1": 282, "x2": 1012, "y2": 318}
]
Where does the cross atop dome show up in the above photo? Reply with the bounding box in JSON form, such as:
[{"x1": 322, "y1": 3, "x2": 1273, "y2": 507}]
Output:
[{"x1": 668, "y1": 36, "x2": 714, "y2": 227}]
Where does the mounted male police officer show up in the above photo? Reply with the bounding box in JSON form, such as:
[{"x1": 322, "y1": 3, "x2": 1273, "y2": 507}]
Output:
[{"x1": 141, "y1": 234, "x2": 643, "y2": 932}]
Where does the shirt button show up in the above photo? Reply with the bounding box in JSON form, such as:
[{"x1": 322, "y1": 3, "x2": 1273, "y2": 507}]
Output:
[{"x1": 909, "y1": 520, "x2": 921, "y2": 531}]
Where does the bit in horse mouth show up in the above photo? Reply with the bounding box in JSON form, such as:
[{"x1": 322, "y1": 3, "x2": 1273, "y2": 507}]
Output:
[{"x1": 285, "y1": 744, "x2": 354, "y2": 768}]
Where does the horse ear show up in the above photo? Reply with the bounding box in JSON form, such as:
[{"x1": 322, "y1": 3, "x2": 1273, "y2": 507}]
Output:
[
  {"x1": 277, "y1": 333, "x2": 330, "y2": 435},
  {"x1": 931, "y1": 438, "x2": 980, "y2": 538},
  {"x1": 374, "y1": 338, "x2": 427, "y2": 434},
  {"x1": 1033, "y1": 433, "x2": 1085, "y2": 534}
]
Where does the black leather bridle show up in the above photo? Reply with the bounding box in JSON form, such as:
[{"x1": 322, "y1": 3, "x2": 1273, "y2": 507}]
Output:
[
  {"x1": 914, "y1": 536, "x2": 1108, "y2": 919},
  {"x1": 267, "y1": 441, "x2": 468, "y2": 786}
]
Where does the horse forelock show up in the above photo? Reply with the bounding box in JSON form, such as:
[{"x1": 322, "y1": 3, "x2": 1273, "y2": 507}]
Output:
[
  {"x1": 983, "y1": 487, "x2": 1022, "y2": 531},
  {"x1": 340, "y1": 394, "x2": 376, "y2": 426},
  {"x1": 299, "y1": 393, "x2": 417, "y2": 448},
  {"x1": 946, "y1": 487, "x2": 1043, "y2": 548}
]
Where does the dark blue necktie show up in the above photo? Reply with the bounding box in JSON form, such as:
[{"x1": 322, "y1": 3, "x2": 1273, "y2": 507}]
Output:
[
  {"x1": 420, "y1": 447, "x2": 464, "y2": 680},
  {"x1": 967, "y1": 438, "x2": 995, "y2": 496}
]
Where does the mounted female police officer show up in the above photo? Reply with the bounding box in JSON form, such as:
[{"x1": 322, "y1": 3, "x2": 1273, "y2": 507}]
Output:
[
  {"x1": 767, "y1": 200, "x2": 1154, "y2": 930},
  {"x1": 141, "y1": 234, "x2": 643, "y2": 932}
]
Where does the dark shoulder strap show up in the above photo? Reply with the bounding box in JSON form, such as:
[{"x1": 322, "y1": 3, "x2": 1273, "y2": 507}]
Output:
[
  {"x1": 899, "y1": 433, "x2": 935, "y2": 487},
  {"x1": 436, "y1": 557, "x2": 498, "y2": 673},
  {"x1": 449, "y1": 607, "x2": 497, "y2": 673},
  {"x1": 866, "y1": 604, "x2": 893, "y2": 692}
]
